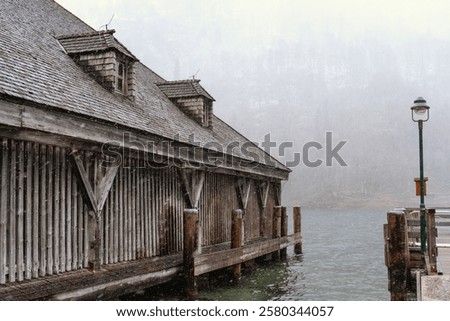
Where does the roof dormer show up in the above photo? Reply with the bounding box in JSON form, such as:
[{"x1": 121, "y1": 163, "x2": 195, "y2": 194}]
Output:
[
  {"x1": 156, "y1": 79, "x2": 215, "y2": 129},
  {"x1": 57, "y1": 30, "x2": 138, "y2": 99}
]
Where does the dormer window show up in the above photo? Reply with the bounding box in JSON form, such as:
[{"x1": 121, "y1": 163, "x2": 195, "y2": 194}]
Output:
[
  {"x1": 117, "y1": 61, "x2": 126, "y2": 93},
  {"x1": 57, "y1": 30, "x2": 138, "y2": 99},
  {"x1": 156, "y1": 79, "x2": 215, "y2": 129}
]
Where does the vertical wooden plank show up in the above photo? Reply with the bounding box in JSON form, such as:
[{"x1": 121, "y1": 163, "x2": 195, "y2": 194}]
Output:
[
  {"x1": 136, "y1": 166, "x2": 141, "y2": 258},
  {"x1": 32, "y1": 143, "x2": 39, "y2": 278},
  {"x1": 104, "y1": 189, "x2": 110, "y2": 265},
  {"x1": 131, "y1": 166, "x2": 136, "y2": 260},
  {"x1": 147, "y1": 168, "x2": 152, "y2": 256},
  {"x1": 53, "y1": 147, "x2": 60, "y2": 274},
  {"x1": 144, "y1": 168, "x2": 149, "y2": 257},
  {"x1": 155, "y1": 169, "x2": 161, "y2": 256},
  {"x1": 119, "y1": 164, "x2": 125, "y2": 262},
  {"x1": 83, "y1": 153, "x2": 89, "y2": 268},
  {"x1": 140, "y1": 166, "x2": 145, "y2": 257},
  {"x1": 118, "y1": 166, "x2": 123, "y2": 262},
  {"x1": 59, "y1": 150, "x2": 66, "y2": 272},
  {"x1": 25, "y1": 142, "x2": 32, "y2": 280},
  {"x1": 17, "y1": 141, "x2": 24, "y2": 281},
  {"x1": 66, "y1": 158, "x2": 72, "y2": 271},
  {"x1": 72, "y1": 171, "x2": 78, "y2": 270},
  {"x1": 140, "y1": 166, "x2": 145, "y2": 258},
  {"x1": 0, "y1": 139, "x2": 8, "y2": 284},
  {"x1": 8, "y1": 140, "x2": 16, "y2": 282},
  {"x1": 113, "y1": 168, "x2": 119, "y2": 263},
  {"x1": 46, "y1": 146, "x2": 53, "y2": 275},
  {"x1": 39, "y1": 145, "x2": 48, "y2": 276}
]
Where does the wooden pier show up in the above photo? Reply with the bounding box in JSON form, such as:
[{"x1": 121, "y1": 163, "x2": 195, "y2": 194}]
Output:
[
  {"x1": 384, "y1": 208, "x2": 450, "y2": 300},
  {"x1": 0, "y1": 205, "x2": 302, "y2": 300}
]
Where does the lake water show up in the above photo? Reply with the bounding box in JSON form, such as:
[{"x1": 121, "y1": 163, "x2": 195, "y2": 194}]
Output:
[{"x1": 128, "y1": 208, "x2": 391, "y2": 301}]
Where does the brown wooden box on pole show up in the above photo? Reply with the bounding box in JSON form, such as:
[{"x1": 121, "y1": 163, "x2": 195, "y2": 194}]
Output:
[{"x1": 414, "y1": 177, "x2": 428, "y2": 196}]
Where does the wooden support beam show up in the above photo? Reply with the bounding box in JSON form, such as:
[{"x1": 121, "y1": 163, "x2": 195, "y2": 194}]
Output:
[
  {"x1": 68, "y1": 149, "x2": 96, "y2": 213},
  {"x1": 387, "y1": 210, "x2": 410, "y2": 301},
  {"x1": 280, "y1": 207, "x2": 288, "y2": 261},
  {"x1": 231, "y1": 209, "x2": 243, "y2": 282},
  {"x1": 96, "y1": 165, "x2": 119, "y2": 213},
  {"x1": 179, "y1": 169, "x2": 205, "y2": 209},
  {"x1": 0, "y1": 139, "x2": 8, "y2": 284},
  {"x1": 293, "y1": 207, "x2": 302, "y2": 254},
  {"x1": 67, "y1": 149, "x2": 118, "y2": 271},
  {"x1": 183, "y1": 209, "x2": 199, "y2": 300},
  {"x1": 273, "y1": 183, "x2": 281, "y2": 206},
  {"x1": 257, "y1": 181, "x2": 270, "y2": 237},
  {"x1": 236, "y1": 178, "x2": 251, "y2": 210},
  {"x1": 272, "y1": 206, "x2": 281, "y2": 262}
]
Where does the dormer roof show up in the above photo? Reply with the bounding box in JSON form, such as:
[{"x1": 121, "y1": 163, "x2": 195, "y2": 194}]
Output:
[
  {"x1": 156, "y1": 79, "x2": 215, "y2": 101},
  {"x1": 57, "y1": 29, "x2": 138, "y2": 61}
]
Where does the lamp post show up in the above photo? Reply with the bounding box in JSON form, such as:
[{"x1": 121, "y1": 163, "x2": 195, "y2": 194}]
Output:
[{"x1": 411, "y1": 97, "x2": 430, "y2": 256}]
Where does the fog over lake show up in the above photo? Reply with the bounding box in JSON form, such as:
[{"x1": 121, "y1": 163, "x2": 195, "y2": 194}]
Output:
[{"x1": 57, "y1": 0, "x2": 450, "y2": 209}]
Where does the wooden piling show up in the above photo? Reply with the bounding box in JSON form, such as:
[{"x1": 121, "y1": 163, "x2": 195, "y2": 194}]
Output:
[
  {"x1": 88, "y1": 212, "x2": 101, "y2": 272},
  {"x1": 183, "y1": 208, "x2": 199, "y2": 299},
  {"x1": 231, "y1": 209, "x2": 243, "y2": 282},
  {"x1": 293, "y1": 207, "x2": 302, "y2": 254},
  {"x1": 427, "y1": 209, "x2": 437, "y2": 274},
  {"x1": 387, "y1": 210, "x2": 409, "y2": 301},
  {"x1": 280, "y1": 207, "x2": 288, "y2": 261},
  {"x1": 272, "y1": 206, "x2": 281, "y2": 262}
]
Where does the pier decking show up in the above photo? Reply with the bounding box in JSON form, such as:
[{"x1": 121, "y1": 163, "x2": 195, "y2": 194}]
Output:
[
  {"x1": 420, "y1": 219, "x2": 450, "y2": 301},
  {"x1": 384, "y1": 208, "x2": 450, "y2": 300}
]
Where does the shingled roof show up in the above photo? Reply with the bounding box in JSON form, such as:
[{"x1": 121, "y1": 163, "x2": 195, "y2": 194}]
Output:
[
  {"x1": 156, "y1": 79, "x2": 215, "y2": 101},
  {"x1": 0, "y1": 0, "x2": 289, "y2": 175},
  {"x1": 57, "y1": 29, "x2": 138, "y2": 60}
]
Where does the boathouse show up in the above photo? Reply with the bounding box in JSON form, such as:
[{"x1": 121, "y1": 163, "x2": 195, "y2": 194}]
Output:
[{"x1": 0, "y1": 0, "x2": 296, "y2": 300}]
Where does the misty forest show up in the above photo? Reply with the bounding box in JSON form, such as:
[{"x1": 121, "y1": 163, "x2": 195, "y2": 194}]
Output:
[{"x1": 59, "y1": 0, "x2": 450, "y2": 209}]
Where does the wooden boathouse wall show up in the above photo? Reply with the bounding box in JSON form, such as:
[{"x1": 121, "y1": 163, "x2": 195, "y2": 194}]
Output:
[{"x1": 0, "y1": 136, "x2": 282, "y2": 285}]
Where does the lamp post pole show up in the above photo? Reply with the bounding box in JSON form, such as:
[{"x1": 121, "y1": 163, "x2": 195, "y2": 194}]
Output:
[
  {"x1": 410, "y1": 97, "x2": 429, "y2": 257},
  {"x1": 418, "y1": 119, "x2": 426, "y2": 256}
]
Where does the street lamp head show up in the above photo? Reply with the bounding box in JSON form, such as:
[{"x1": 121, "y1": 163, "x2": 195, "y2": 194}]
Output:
[{"x1": 411, "y1": 96, "x2": 430, "y2": 122}]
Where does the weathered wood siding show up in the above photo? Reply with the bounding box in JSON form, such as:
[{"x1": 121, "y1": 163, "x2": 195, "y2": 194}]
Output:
[
  {"x1": 0, "y1": 138, "x2": 89, "y2": 284},
  {"x1": 100, "y1": 162, "x2": 185, "y2": 265},
  {"x1": 0, "y1": 137, "x2": 280, "y2": 284},
  {"x1": 198, "y1": 172, "x2": 238, "y2": 246}
]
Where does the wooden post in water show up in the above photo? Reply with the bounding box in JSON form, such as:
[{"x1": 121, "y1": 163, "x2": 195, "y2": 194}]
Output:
[
  {"x1": 426, "y1": 209, "x2": 437, "y2": 274},
  {"x1": 293, "y1": 207, "x2": 302, "y2": 254},
  {"x1": 280, "y1": 207, "x2": 288, "y2": 261},
  {"x1": 231, "y1": 209, "x2": 243, "y2": 282},
  {"x1": 387, "y1": 210, "x2": 409, "y2": 301},
  {"x1": 272, "y1": 206, "x2": 281, "y2": 261},
  {"x1": 183, "y1": 208, "x2": 199, "y2": 299}
]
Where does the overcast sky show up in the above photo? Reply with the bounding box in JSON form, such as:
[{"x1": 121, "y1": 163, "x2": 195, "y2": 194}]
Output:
[
  {"x1": 54, "y1": 0, "x2": 450, "y2": 207},
  {"x1": 56, "y1": 0, "x2": 450, "y2": 70}
]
